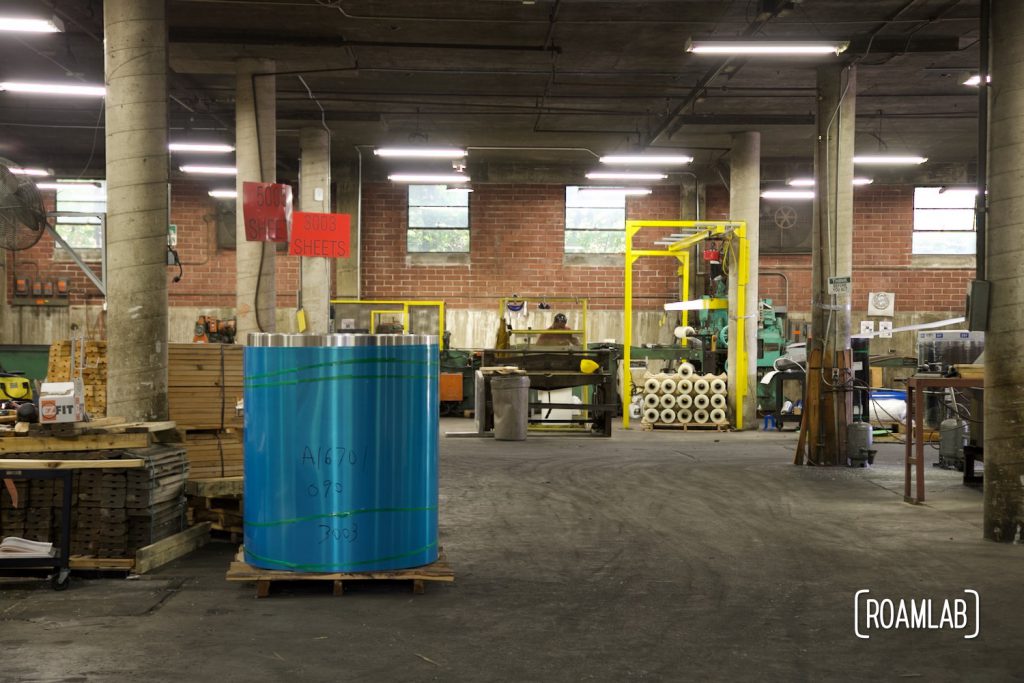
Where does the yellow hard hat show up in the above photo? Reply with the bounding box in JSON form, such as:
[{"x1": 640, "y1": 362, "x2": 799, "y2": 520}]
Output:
[{"x1": 580, "y1": 359, "x2": 599, "y2": 374}]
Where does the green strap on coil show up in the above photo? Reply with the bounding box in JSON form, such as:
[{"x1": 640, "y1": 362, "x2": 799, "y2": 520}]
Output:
[{"x1": 244, "y1": 506, "x2": 438, "y2": 529}]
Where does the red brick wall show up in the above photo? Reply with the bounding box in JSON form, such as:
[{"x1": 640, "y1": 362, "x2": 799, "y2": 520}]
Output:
[
  {"x1": 6, "y1": 192, "x2": 107, "y2": 305},
  {"x1": 361, "y1": 182, "x2": 682, "y2": 310},
  {"x1": 6, "y1": 181, "x2": 299, "y2": 308},
  {"x1": 706, "y1": 185, "x2": 973, "y2": 315},
  {"x1": 7, "y1": 180, "x2": 970, "y2": 322}
]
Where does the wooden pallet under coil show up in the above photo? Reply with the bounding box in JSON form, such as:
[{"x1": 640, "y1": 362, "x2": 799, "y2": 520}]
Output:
[{"x1": 226, "y1": 546, "x2": 455, "y2": 598}]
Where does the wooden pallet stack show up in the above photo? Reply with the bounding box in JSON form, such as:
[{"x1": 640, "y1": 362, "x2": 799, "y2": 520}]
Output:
[
  {"x1": 0, "y1": 423, "x2": 192, "y2": 561},
  {"x1": 186, "y1": 476, "x2": 243, "y2": 541},
  {"x1": 168, "y1": 344, "x2": 245, "y2": 480},
  {"x1": 46, "y1": 340, "x2": 107, "y2": 417}
]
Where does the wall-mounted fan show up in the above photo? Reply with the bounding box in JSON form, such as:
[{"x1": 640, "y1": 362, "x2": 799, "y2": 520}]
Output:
[
  {"x1": 0, "y1": 159, "x2": 48, "y2": 251},
  {"x1": 759, "y1": 198, "x2": 813, "y2": 253}
]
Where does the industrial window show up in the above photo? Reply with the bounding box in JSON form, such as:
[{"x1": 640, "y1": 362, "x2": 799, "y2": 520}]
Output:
[
  {"x1": 564, "y1": 186, "x2": 626, "y2": 254},
  {"x1": 54, "y1": 180, "x2": 106, "y2": 250},
  {"x1": 912, "y1": 187, "x2": 976, "y2": 255},
  {"x1": 407, "y1": 185, "x2": 470, "y2": 253}
]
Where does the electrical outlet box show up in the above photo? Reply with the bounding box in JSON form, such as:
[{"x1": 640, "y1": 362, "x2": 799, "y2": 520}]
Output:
[{"x1": 831, "y1": 368, "x2": 840, "y2": 381}]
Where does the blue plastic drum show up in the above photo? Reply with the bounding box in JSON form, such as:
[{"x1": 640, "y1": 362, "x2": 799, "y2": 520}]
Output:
[{"x1": 243, "y1": 333, "x2": 439, "y2": 572}]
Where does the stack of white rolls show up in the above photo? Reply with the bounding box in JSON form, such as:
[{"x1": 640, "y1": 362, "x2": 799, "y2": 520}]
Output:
[{"x1": 639, "y1": 363, "x2": 729, "y2": 427}]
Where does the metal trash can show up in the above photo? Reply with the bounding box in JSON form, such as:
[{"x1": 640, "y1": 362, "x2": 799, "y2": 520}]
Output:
[{"x1": 491, "y1": 375, "x2": 530, "y2": 441}]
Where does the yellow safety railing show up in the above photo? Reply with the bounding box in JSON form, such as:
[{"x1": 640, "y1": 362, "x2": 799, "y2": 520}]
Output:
[{"x1": 623, "y1": 220, "x2": 749, "y2": 430}]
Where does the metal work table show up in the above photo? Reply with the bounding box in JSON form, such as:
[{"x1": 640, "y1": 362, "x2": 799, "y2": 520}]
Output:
[
  {"x1": 0, "y1": 457, "x2": 144, "y2": 589},
  {"x1": 478, "y1": 349, "x2": 617, "y2": 436},
  {"x1": 904, "y1": 377, "x2": 983, "y2": 504}
]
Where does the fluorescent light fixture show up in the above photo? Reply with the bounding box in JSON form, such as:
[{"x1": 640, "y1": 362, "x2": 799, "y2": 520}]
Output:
[
  {"x1": 787, "y1": 177, "x2": 874, "y2": 187},
  {"x1": 388, "y1": 173, "x2": 469, "y2": 183},
  {"x1": 853, "y1": 155, "x2": 927, "y2": 165},
  {"x1": 208, "y1": 189, "x2": 238, "y2": 199},
  {"x1": 374, "y1": 147, "x2": 467, "y2": 159},
  {"x1": 0, "y1": 81, "x2": 105, "y2": 97},
  {"x1": 0, "y1": 16, "x2": 64, "y2": 33},
  {"x1": 686, "y1": 39, "x2": 848, "y2": 56},
  {"x1": 170, "y1": 142, "x2": 235, "y2": 153},
  {"x1": 577, "y1": 187, "x2": 653, "y2": 196},
  {"x1": 599, "y1": 155, "x2": 693, "y2": 165},
  {"x1": 586, "y1": 171, "x2": 667, "y2": 181},
  {"x1": 8, "y1": 167, "x2": 50, "y2": 177},
  {"x1": 963, "y1": 74, "x2": 990, "y2": 87},
  {"x1": 179, "y1": 165, "x2": 237, "y2": 175},
  {"x1": 36, "y1": 181, "x2": 103, "y2": 192},
  {"x1": 761, "y1": 189, "x2": 815, "y2": 200}
]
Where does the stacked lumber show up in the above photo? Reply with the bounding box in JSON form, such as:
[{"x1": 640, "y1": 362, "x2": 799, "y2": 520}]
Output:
[
  {"x1": 168, "y1": 343, "x2": 245, "y2": 480},
  {"x1": 46, "y1": 340, "x2": 107, "y2": 417},
  {"x1": 0, "y1": 432, "x2": 190, "y2": 561},
  {"x1": 168, "y1": 344, "x2": 243, "y2": 430},
  {"x1": 184, "y1": 430, "x2": 243, "y2": 479}
]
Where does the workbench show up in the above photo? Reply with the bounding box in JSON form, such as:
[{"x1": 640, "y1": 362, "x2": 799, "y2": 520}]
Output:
[
  {"x1": 904, "y1": 376, "x2": 983, "y2": 504},
  {"x1": 0, "y1": 457, "x2": 144, "y2": 589},
  {"x1": 478, "y1": 349, "x2": 617, "y2": 436}
]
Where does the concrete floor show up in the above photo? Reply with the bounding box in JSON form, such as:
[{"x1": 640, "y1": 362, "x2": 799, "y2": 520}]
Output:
[{"x1": 1, "y1": 418, "x2": 1021, "y2": 682}]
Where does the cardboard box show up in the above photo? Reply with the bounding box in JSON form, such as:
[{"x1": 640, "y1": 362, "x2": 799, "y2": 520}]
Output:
[{"x1": 39, "y1": 381, "x2": 84, "y2": 423}]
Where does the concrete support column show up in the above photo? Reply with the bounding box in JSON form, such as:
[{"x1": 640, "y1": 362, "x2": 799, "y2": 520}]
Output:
[
  {"x1": 984, "y1": 1, "x2": 1024, "y2": 542},
  {"x1": 104, "y1": 0, "x2": 168, "y2": 420},
  {"x1": 728, "y1": 132, "x2": 760, "y2": 429},
  {"x1": 335, "y1": 160, "x2": 361, "y2": 298},
  {"x1": 235, "y1": 58, "x2": 276, "y2": 338},
  {"x1": 298, "y1": 127, "x2": 332, "y2": 333},
  {"x1": 808, "y1": 64, "x2": 856, "y2": 465}
]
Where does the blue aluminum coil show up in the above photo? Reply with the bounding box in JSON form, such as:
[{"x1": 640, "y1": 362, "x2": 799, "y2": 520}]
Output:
[{"x1": 243, "y1": 333, "x2": 439, "y2": 572}]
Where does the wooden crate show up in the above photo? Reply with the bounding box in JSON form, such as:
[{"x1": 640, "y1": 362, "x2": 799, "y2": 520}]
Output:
[{"x1": 168, "y1": 344, "x2": 243, "y2": 430}]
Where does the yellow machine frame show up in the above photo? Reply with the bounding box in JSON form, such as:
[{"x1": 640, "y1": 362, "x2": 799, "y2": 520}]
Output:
[
  {"x1": 499, "y1": 296, "x2": 589, "y2": 347},
  {"x1": 623, "y1": 220, "x2": 750, "y2": 430},
  {"x1": 329, "y1": 299, "x2": 447, "y2": 349}
]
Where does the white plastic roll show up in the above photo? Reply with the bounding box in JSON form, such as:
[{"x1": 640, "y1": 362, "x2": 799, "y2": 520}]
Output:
[
  {"x1": 660, "y1": 377, "x2": 677, "y2": 394},
  {"x1": 693, "y1": 409, "x2": 710, "y2": 424},
  {"x1": 676, "y1": 379, "x2": 693, "y2": 395},
  {"x1": 676, "y1": 408, "x2": 693, "y2": 424},
  {"x1": 660, "y1": 408, "x2": 676, "y2": 424},
  {"x1": 710, "y1": 393, "x2": 727, "y2": 409},
  {"x1": 644, "y1": 393, "x2": 660, "y2": 408},
  {"x1": 710, "y1": 378, "x2": 727, "y2": 395},
  {"x1": 703, "y1": 373, "x2": 716, "y2": 381},
  {"x1": 644, "y1": 377, "x2": 661, "y2": 394},
  {"x1": 660, "y1": 393, "x2": 677, "y2": 409},
  {"x1": 693, "y1": 393, "x2": 710, "y2": 410},
  {"x1": 678, "y1": 362, "x2": 695, "y2": 379},
  {"x1": 676, "y1": 394, "x2": 693, "y2": 410},
  {"x1": 694, "y1": 378, "x2": 711, "y2": 395},
  {"x1": 643, "y1": 407, "x2": 660, "y2": 424},
  {"x1": 710, "y1": 408, "x2": 728, "y2": 425}
]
